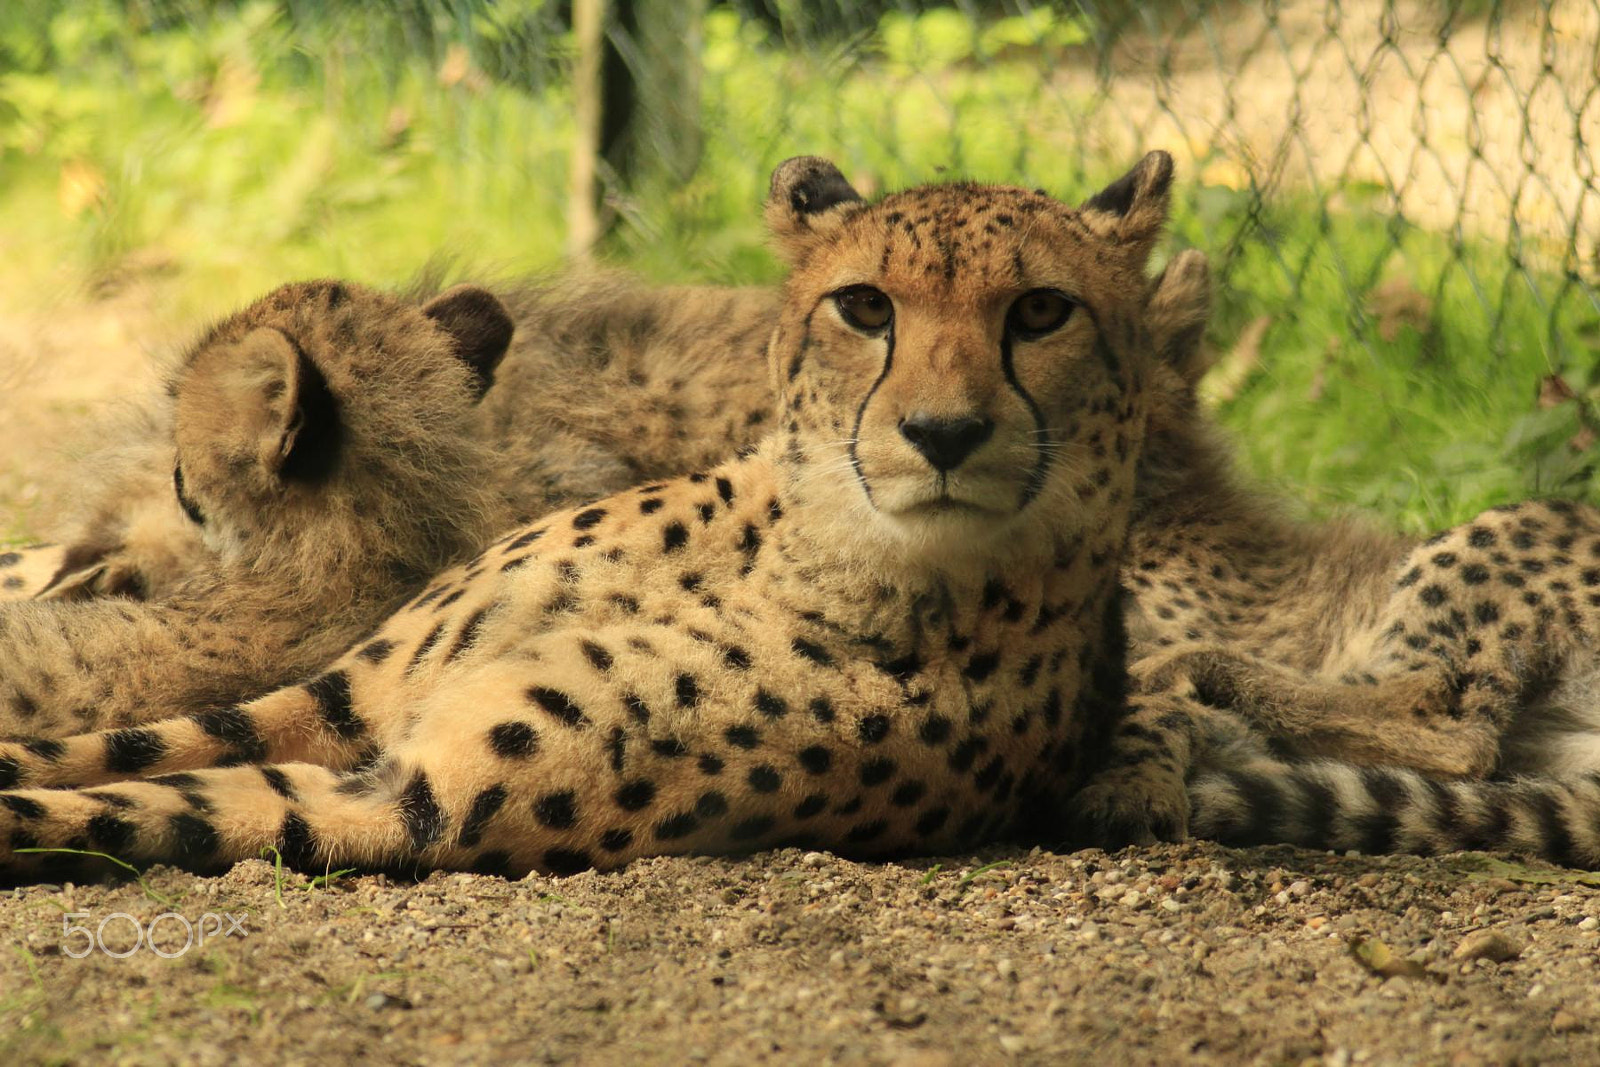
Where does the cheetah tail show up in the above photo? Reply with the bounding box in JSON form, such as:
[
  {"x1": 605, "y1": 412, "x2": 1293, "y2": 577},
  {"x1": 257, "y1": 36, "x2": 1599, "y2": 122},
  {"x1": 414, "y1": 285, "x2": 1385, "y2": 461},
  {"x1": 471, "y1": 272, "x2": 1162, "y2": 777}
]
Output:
[
  {"x1": 1188, "y1": 760, "x2": 1600, "y2": 870},
  {"x1": 0, "y1": 670, "x2": 372, "y2": 791}
]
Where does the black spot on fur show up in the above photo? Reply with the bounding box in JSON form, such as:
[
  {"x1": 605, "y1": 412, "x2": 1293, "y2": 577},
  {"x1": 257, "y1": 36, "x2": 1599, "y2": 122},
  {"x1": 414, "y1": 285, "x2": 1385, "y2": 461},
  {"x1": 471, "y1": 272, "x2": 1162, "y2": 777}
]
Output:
[
  {"x1": 599, "y1": 828, "x2": 633, "y2": 853},
  {"x1": 278, "y1": 812, "x2": 319, "y2": 870},
  {"x1": 534, "y1": 790, "x2": 578, "y2": 830},
  {"x1": 400, "y1": 772, "x2": 446, "y2": 850},
  {"x1": 581, "y1": 640, "x2": 614, "y2": 672},
  {"x1": 458, "y1": 785, "x2": 508, "y2": 847},
  {"x1": 748, "y1": 766, "x2": 782, "y2": 793},
  {"x1": 919, "y1": 715, "x2": 952, "y2": 745},
  {"x1": 20, "y1": 738, "x2": 64, "y2": 762},
  {"x1": 528, "y1": 687, "x2": 589, "y2": 727},
  {"x1": 573, "y1": 507, "x2": 607, "y2": 530},
  {"x1": 792, "y1": 638, "x2": 834, "y2": 666},
  {"x1": 260, "y1": 767, "x2": 297, "y2": 800},
  {"x1": 0, "y1": 794, "x2": 45, "y2": 819},
  {"x1": 192, "y1": 706, "x2": 267, "y2": 762},
  {"x1": 105, "y1": 728, "x2": 167, "y2": 773},
  {"x1": 169, "y1": 813, "x2": 220, "y2": 865},
  {"x1": 857, "y1": 715, "x2": 891, "y2": 743},
  {"x1": 357, "y1": 639, "x2": 396, "y2": 665},
  {"x1": 615, "y1": 780, "x2": 657, "y2": 811},
  {"x1": 793, "y1": 794, "x2": 828, "y2": 819},
  {"x1": 725, "y1": 725, "x2": 760, "y2": 749},
  {"x1": 86, "y1": 812, "x2": 135, "y2": 854},
  {"x1": 663, "y1": 522, "x2": 689, "y2": 552},
  {"x1": 489, "y1": 720, "x2": 539, "y2": 758},
  {"x1": 860, "y1": 758, "x2": 895, "y2": 786},
  {"x1": 655, "y1": 812, "x2": 699, "y2": 840},
  {"x1": 963, "y1": 651, "x2": 1000, "y2": 682},
  {"x1": 676, "y1": 673, "x2": 701, "y2": 707},
  {"x1": 307, "y1": 671, "x2": 364, "y2": 740}
]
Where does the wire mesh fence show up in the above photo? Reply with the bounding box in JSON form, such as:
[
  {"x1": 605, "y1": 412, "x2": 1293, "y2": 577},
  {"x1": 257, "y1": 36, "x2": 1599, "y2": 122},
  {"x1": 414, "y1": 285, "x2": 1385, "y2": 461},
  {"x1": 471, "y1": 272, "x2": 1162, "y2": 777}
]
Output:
[{"x1": 1, "y1": 1, "x2": 1597, "y2": 526}]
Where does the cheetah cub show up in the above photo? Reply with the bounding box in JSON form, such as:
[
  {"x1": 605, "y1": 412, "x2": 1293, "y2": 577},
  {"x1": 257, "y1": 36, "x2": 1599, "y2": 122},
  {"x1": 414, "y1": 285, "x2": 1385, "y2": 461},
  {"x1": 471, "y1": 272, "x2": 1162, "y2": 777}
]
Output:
[
  {"x1": 1065, "y1": 260, "x2": 1600, "y2": 867},
  {"x1": 0, "y1": 152, "x2": 1177, "y2": 880}
]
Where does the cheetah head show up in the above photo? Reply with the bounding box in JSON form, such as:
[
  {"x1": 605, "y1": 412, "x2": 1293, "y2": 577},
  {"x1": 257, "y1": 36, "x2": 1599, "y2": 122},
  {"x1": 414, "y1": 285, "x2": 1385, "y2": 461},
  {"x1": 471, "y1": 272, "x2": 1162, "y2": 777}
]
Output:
[
  {"x1": 168, "y1": 281, "x2": 514, "y2": 585},
  {"x1": 764, "y1": 152, "x2": 1176, "y2": 558}
]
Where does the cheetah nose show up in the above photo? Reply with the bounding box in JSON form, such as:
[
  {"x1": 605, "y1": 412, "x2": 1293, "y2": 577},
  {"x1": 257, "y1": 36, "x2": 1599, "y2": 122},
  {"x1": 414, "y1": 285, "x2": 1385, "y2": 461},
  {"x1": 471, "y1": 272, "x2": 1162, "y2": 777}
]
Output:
[{"x1": 898, "y1": 413, "x2": 994, "y2": 472}]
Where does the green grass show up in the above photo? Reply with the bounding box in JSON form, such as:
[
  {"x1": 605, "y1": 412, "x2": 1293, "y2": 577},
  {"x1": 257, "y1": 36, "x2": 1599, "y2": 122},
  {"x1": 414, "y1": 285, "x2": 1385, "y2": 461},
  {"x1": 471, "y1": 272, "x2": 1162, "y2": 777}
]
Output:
[{"x1": 2, "y1": 1, "x2": 1597, "y2": 534}]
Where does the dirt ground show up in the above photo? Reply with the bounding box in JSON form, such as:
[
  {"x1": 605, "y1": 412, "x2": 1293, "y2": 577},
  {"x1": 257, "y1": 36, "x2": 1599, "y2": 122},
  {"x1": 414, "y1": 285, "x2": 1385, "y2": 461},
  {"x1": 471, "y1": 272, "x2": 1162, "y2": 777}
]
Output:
[{"x1": 3, "y1": 841, "x2": 1600, "y2": 1065}]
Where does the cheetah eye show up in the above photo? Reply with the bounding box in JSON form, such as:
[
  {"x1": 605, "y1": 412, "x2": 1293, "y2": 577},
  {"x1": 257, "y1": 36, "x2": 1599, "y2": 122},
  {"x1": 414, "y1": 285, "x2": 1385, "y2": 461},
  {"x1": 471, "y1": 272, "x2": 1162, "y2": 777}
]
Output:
[
  {"x1": 173, "y1": 465, "x2": 205, "y2": 526},
  {"x1": 1008, "y1": 290, "x2": 1076, "y2": 339},
  {"x1": 832, "y1": 285, "x2": 893, "y2": 333}
]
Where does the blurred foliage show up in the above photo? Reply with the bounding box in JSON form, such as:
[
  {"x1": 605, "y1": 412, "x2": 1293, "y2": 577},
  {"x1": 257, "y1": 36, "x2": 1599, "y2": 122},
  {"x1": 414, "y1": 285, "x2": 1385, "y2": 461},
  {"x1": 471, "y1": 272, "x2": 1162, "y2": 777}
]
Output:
[{"x1": 0, "y1": 1, "x2": 1596, "y2": 533}]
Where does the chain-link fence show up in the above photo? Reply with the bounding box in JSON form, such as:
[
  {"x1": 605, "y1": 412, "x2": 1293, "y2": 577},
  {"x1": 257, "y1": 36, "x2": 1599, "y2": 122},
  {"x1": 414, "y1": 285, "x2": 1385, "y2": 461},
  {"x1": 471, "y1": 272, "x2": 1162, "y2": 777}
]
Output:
[{"x1": 1, "y1": 1, "x2": 1597, "y2": 527}]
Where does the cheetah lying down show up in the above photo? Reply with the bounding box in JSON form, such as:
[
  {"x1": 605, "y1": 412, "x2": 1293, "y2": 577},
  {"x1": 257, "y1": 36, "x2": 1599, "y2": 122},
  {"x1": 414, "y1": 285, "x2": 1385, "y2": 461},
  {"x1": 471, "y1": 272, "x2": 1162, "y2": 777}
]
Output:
[
  {"x1": 0, "y1": 276, "x2": 775, "y2": 736},
  {"x1": 1068, "y1": 280, "x2": 1600, "y2": 869},
  {"x1": 0, "y1": 152, "x2": 1176, "y2": 880}
]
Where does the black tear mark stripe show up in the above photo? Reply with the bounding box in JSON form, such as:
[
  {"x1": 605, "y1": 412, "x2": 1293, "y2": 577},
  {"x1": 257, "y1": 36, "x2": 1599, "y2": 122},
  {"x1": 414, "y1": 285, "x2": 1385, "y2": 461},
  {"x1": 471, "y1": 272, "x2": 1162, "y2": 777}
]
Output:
[
  {"x1": 998, "y1": 318, "x2": 1078, "y2": 508},
  {"x1": 787, "y1": 307, "x2": 816, "y2": 382},
  {"x1": 847, "y1": 318, "x2": 896, "y2": 508}
]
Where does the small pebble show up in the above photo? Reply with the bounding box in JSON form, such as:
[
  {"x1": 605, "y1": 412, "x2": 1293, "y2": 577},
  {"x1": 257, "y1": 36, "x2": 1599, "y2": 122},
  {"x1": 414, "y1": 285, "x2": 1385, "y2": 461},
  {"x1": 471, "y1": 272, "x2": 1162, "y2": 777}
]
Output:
[{"x1": 1453, "y1": 929, "x2": 1522, "y2": 963}]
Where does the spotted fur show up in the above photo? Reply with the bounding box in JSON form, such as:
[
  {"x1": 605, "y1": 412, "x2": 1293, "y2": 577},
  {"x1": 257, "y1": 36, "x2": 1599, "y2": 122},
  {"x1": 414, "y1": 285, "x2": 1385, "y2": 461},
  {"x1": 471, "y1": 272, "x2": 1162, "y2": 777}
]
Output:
[
  {"x1": 0, "y1": 277, "x2": 777, "y2": 736},
  {"x1": 0, "y1": 153, "x2": 1177, "y2": 881},
  {"x1": 1062, "y1": 254, "x2": 1600, "y2": 867}
]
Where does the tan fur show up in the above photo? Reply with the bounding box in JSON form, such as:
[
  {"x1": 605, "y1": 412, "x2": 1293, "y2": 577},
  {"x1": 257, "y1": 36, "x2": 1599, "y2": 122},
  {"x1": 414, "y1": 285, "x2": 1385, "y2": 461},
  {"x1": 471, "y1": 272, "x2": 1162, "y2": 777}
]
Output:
[
  {"x1": 1063, "y1": 251, "x2": 1600, "y2": 868},
  {"x1": 0, "y1": 154, "x2": 1177, "y2": 881},
  {"x1": 0, "y1": 276, "x2": 781, "y2": 735}
]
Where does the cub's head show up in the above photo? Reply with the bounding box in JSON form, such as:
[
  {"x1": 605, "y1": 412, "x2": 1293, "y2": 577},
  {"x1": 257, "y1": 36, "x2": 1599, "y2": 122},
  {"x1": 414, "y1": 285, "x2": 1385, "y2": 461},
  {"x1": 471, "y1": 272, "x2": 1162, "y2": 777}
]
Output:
[
  {"x1": 168, "y1": 280, "x2": 514, "y2": 592},
  {"x1": 764, "y1": 153, "x2": 1176, "y2": 558}
]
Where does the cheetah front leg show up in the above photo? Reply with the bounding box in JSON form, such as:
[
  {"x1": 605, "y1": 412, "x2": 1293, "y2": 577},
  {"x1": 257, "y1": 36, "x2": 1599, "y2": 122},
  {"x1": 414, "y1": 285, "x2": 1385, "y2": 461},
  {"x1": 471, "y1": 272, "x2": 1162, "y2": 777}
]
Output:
[
  {"x1": 1068, "y1": 645, "x2": 1501, "y2": 850},
  {"x1": 0, "y1": 763, "x2": 406, "y2": 883},
  {"x1": 1068, "y1": 688, "x2": 1224, "y2": 847},
  {"x1": 1134, "y1": 644, "x2": 1503, "y2": 776}
]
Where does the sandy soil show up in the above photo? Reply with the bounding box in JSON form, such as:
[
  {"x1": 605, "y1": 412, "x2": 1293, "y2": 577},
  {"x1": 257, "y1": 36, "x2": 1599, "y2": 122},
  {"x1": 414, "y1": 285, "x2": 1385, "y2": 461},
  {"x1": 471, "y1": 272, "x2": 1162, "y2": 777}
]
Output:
[{"x1": 3, "y1": 841, "x2": 1599, "y2": 1065}]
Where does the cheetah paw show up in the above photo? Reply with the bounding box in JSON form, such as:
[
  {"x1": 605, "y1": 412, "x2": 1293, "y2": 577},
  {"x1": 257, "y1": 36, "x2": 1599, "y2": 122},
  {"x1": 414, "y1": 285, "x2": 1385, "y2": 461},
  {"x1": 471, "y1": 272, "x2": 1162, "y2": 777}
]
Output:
[{"x1": 1066, "y1": 770, "x2": 1190, "y2": 850}]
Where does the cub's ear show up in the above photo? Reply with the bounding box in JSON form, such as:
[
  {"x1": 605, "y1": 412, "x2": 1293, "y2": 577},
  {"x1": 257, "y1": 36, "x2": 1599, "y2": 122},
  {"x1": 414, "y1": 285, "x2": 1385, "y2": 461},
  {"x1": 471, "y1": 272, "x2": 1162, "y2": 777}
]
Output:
[
  {"x1": 422, "y1": 285, "x2": 515, "y2": 399},
  {"x1": 184, "y1": 327, "x2": 341, "y2": 482},
  {"x1": 1079, "y1": 150, "x2": 1175, "y2": 254},
  {"x1": 765, "y1": 156, "x2": 865, "y2": 264},
  {"x1": 1147, "y1": 249, "x2": 1212, "y2": 388}
]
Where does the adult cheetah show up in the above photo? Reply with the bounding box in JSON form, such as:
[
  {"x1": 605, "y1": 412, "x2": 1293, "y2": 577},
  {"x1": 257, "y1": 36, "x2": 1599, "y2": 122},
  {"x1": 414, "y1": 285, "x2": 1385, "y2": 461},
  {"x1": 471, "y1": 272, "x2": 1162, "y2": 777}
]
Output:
[{"x1": 0, "y1": 151, "x2": 1177, "y2": 880}]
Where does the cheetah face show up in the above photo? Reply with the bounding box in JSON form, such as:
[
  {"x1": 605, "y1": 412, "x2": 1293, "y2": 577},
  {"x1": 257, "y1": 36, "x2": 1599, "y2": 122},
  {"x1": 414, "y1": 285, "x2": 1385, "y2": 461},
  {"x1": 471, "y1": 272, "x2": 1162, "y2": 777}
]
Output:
[
  {"x1": 765, "y1": 153, "x2": 1175, "y2": 548},
  {"x1": 170, "y1": 281, "x2": 513, "y2": 564}
]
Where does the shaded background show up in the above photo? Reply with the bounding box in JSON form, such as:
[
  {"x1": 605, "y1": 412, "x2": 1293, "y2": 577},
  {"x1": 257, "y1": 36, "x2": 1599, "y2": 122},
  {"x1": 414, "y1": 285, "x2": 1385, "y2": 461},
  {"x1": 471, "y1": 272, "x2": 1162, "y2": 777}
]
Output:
[{"x1": 1, "y1": 0, "x2": 1597, "y2": 538}]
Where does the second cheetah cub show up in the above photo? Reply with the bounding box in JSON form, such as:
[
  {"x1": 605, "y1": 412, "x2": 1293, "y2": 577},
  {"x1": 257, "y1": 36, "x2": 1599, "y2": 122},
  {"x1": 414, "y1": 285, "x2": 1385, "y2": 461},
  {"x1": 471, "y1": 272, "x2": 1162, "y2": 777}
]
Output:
[{"x1": 0, "y1": 153, "x2": 1176, "y2": 879}]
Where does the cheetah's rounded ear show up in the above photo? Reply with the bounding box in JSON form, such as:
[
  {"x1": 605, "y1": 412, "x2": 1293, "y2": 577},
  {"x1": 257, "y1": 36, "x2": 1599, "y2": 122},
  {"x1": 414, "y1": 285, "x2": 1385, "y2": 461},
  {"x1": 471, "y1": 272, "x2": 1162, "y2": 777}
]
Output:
[
  {"x1": 422, "y1": 285, "x2": 514, "y2": 400},
  {"x1": 1079, "y1": 150, "x2": 1175, "y2": 255},
  {"x1": 183, "y1": 327, "x2": 340, "y2": 483},
  {"x1": 1147, "y1": 249, "x2": 1212, "y2": 387},
  {"x1": 765, "y1": 156, "x2": 865, "y2": 264}
]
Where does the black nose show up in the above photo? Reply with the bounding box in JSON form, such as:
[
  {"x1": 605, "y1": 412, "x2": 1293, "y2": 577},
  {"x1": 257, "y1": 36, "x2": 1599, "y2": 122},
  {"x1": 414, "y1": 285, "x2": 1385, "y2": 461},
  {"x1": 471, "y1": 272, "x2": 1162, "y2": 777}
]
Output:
[{"x1": 898, "y1": 414, "x2": 995, "y2": 472}]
